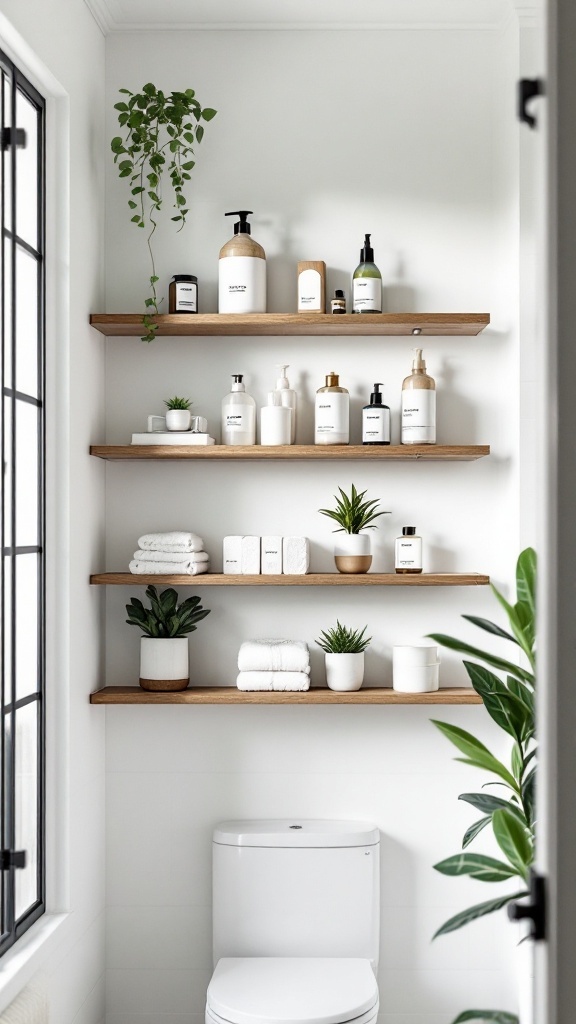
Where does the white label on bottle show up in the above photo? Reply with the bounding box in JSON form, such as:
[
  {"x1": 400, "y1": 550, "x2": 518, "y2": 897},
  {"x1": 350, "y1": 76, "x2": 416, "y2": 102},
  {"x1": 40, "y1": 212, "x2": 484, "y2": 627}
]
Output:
[
  {"x1": 175, "y1": 282, "x2": 197, "y2": 312},
  {"x1": 362, "y1": 407, "x2": 390, "y2": 443},
  {"x1": 315, "y1": 394, "x2": 349, "y2": 438},
  {"x1": 298, "y1": 268, "x2": 322, "y2": 311},
  {"x1": 225, "y1": 410, "x2": 249, "y2": 431},
  {"x1": 395, "y1": 537, "x2": 423, "y2": 570},
  {"x1": 353, "y1": 277, "x2": 381, "y2": 312},
  {"x1": 218, "y1": 256, "x2": 266, "y2": 313},
  {"x1": 401, "y1": 390, "x2": 436, "y2": 443}
]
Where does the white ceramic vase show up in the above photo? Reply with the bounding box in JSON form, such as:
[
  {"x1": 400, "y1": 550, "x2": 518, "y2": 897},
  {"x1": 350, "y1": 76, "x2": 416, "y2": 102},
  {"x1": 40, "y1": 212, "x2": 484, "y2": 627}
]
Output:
[
  {"x1": 334, "y1": 533, "x2": 372, "y2": 574},
  {"x1": 139, "y1": 637, "x2": 189, "y2": 691},
  {"x1": 325, "y1": 652, "x2": 365, "y2": 691},
  {"x1": 166, "y1": 409, "x2": 191, "y2": 431}
]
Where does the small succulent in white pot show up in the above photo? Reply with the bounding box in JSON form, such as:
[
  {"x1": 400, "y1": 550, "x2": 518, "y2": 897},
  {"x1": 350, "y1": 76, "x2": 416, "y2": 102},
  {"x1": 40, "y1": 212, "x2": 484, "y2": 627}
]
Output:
[
  {"x1": 319, "y1": 483, "x2": 389, "y2": 573},
  {"x1": 164, "y1": 395, "x2": 192, "y2": 431},
  {"x1": 316, "y1": 621, "x2": 372, "y2": 691},
  {"x1": 126, "y1": 585, "x2": 210, "y2": 691}
]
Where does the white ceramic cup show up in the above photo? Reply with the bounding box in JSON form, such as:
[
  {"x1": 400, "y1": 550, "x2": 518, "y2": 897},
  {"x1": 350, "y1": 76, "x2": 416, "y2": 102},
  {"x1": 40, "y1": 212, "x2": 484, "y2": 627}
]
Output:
[{"x1": 325, "y1": 652, "x2": 365, "y2": 691}]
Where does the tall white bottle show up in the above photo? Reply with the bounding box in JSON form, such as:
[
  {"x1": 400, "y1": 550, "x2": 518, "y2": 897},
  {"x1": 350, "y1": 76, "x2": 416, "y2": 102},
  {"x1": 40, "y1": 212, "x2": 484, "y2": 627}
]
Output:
[
  {"x1": 401, "y1": 348, "x2": 436, "y2": 444},
  {"x1": 275, "y1": 364, "x2": 297, "y2": 443},
  {"x1": 260, "y1": 392, "x2": 291, "y2": 446},
  {"x1": 218, "y1": 210, "x2": 266, "y2": 314},
  {"x1": 221, "y1": 374, "x2": 256, "y2": 445},
  {"x1": 315, "y1": 372, "x2": 349, "y2": 445}
]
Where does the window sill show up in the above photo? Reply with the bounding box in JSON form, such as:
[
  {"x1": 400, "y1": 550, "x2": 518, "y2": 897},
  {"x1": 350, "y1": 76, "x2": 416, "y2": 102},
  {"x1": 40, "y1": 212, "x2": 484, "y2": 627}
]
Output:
[{"x1": 0, "y1": 913, "x2": 69, "y2": 1014}]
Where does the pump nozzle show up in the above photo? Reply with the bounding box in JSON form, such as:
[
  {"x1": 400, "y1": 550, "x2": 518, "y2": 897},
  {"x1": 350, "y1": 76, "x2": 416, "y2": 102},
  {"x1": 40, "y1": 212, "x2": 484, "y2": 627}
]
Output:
[
  {"x1": 276, "y1": 364, "x2": 290, "y2": 389},
  {"x1": 359, "y1": 233, "x2": 374, "y2": 263},
  {"x1": 370, "y1": 383, "x2": 384, "y2": 405},
  {"x1": 412, "y1": 348, "x2": 426, "y2": 371},
  {"x1": 225, "y1": 210, "x2": 254, "y2": 235}
]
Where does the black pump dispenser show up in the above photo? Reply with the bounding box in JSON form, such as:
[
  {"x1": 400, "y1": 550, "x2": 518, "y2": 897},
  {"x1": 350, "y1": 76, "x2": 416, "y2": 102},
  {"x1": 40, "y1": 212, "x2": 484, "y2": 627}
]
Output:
[
  {"x1": 360, "y1": 233, "x2": 374, "y2": 263},
  {"x1": 369, "y1": 383, "x2": 384, "y2": 406},
  {"x1": 225, "y1": 210, "x2": 253, "y2": 235}
]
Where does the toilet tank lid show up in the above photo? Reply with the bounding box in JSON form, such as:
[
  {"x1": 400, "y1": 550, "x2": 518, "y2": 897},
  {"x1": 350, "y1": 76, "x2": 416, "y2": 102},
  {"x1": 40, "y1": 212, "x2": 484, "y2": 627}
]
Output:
[{"x1": 213, "y1": 819, "x2": 379, "y2": 848}]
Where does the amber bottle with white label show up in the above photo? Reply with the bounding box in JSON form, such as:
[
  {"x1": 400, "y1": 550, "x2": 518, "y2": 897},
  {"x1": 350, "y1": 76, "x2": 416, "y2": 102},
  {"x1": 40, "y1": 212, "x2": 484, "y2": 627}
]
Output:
[
  {"x1": 401, "y1": 348, "x2": 436, "y2": 444},
  {"x1": 395, "y1": 526, "x2": 423, "y2": 574}
]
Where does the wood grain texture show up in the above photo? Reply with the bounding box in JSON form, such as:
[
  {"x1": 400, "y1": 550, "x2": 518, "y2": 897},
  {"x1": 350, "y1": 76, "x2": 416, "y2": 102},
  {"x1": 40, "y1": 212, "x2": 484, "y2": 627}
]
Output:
[
  {"x1": 90, "y1": 685, "x2": 483, "y2": 705},
  {"x1": 90, "y1": 444, "x2": 490, "y2": 462},
  {"x1": 89, "y1": 312, "x2": 490, "y2": 337},
  {"x1": 90, "y1": 572, "x2": 490, "y2": 587}
]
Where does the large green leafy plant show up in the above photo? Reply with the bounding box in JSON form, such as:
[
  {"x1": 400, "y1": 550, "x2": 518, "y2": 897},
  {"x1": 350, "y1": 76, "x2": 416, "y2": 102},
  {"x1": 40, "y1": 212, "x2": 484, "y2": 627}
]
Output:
[
  {"x1": 111, "y1": 84, "x2": 216, "y2": 341},
  {"x1": 126, "y1": 585, "x2": 210, "y2": 638},
  {"x1": 319, "y1": 483, "x2": 389, "y2": 534},
  {"x1": 428, "y1": 548, "x2": 536, "y2": 1024}
]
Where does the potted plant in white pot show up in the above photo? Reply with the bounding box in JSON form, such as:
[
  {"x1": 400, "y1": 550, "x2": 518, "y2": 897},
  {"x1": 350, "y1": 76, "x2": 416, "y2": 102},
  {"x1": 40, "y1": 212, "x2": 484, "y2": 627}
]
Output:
[
  {"x1": 126, "y1": 585, "x2": 210, "y2": 691},
  {"x1": 319, "y1": 483, "x2": 389, "y2": 573},
  {"x1": 164, "y1": 395, "x2": 192, "y2": 431},
  {"x1": 316, "y1": 621, "x2": 371, "y2": 691}
]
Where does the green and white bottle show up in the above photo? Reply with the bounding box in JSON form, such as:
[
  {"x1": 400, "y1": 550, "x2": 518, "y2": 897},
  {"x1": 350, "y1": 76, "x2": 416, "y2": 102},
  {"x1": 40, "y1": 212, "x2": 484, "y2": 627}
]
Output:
[{"x1": 352, "y1": 233, "x2": 382, "y2": 313}]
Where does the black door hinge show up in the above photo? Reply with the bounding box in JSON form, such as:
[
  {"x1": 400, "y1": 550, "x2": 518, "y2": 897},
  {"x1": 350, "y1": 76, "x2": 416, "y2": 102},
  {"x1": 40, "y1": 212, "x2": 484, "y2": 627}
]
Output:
[
  {"x1": 508, "y1": 869, "x2": 546, "y2": 941},
  {"x1": 518, "y1": 78, "x2": 545, "y2": 129},
  {"x1": 0, "y1": 127, "x2": 26, "y2": 151},
  {"x1": 0, "y1": 849, "x2": 26, "y2": 870}
]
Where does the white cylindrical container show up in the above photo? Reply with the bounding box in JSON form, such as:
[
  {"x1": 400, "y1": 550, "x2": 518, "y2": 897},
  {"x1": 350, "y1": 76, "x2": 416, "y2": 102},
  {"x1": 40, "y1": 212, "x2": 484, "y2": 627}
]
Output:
[
  {"x1": 325, "y1": 652, "x2": 365, "y2": 691},
  {"x1": 275, "y1": 365, "x2": 297, "y2": 443},
  {"x1": 218, "y1": 211, "x2": 266, "y2": 314},
  {"x1": 139, "y1": 637, "x2": 189, "y2": 692},
  {"x1": 393, "y1": 644, "x2": 438, "y2": 667},
  {"x1": 221, "y1": 374, "x2": 256, "y2": 445},
  {"x1": 334, "y1": 534, "x2": 372, "y2": 574},
  {"x1": 260, "y1": 392, "x2": 291, "y2": 445},
  {"x1": 315, "y1": 372, "x2": 349, "y2": 445},
  {"x1": 392, "y1": 646, "x2": 440, "y2": 693},
  {"x1": 165, "y1": 409, "x2": 191, "y2": 431}
]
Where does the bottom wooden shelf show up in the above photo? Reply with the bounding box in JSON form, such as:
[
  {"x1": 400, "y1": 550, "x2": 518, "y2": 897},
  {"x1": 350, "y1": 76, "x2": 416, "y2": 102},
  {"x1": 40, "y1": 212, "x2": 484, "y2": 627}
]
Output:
[{"x1": 90, "y1": 686, "x2": 482, "y2": 706}]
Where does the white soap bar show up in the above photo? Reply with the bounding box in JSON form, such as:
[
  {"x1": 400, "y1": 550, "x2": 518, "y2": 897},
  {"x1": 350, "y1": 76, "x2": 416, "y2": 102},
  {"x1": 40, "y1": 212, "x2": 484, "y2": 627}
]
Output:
[
  {"x1": 282, "y1": 536, "x2": 310, "y2": 575},
  {"x1": 241, "y1": 536, "x2": 261, "y2": 574},
  {"x1": 223, "y1": 536, "x2": 243, "y2": 574},
  {"x1": 261, "y1": 536, "x2": 282, "y2": 575}
]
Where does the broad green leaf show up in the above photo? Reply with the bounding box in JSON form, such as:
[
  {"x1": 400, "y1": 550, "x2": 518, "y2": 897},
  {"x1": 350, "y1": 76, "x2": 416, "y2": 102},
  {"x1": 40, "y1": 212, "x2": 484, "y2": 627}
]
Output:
[
  {"x1": 202, "y1": 107, "x2": 217, "y2": 120},
  {"x1": 451, "y1": 1012, "x2": 519, "y2": 1024},
  {"x1": 434, "y1": 853, "x2": 515, "y2": 882},
  {"x1": 522, "y1": 765, "x2": 536, "y2": 826},
  {"x1": 516, "y1": 547, "x2": 536, "y2": 614},
  {"x1": 432, "y1": 721, "x2": 519, "y2": 792},
  {"x1": 462, "y1": 815, "x2": 492, "y2": 848},
  {"x1": 491, "y1": 585, "x2": 534, "y2": 666},
  {"x1": 511, "y1": 743, "x2": 523, "y2": 782},
  {"x1": 427, "y1": 634, "x2": 532, "y2": 683},
  {"x1": 463, "y1": 662, "x2": 527, "y2": 742},
  {"x1": 492, "y1": 809, "x2": 533, "y2": 880},
  {"x1": 433, "y1": 891, "x2": 528, "y2": 938},
  {"x1": 461, "y1": 615, "x2": 517, "y2": 644},
  {"x1": 459, "y1": 792, "x2": 518, "y2": 814}
]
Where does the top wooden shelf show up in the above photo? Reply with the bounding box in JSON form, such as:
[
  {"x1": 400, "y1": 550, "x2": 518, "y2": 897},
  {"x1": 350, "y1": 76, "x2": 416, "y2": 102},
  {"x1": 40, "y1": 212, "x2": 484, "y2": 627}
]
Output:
[{"x1": 89, "y1": 312, "x2": 490, "y2": 338}]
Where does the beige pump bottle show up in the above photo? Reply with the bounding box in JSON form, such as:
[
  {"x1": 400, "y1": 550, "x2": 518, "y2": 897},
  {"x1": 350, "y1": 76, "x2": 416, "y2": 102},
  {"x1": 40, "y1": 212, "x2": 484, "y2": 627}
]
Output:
[
  {"x1": 401, "y1": 348, "x2": 436, "y2": 444},
  {"x1": 315, "y1": 372, "x2": 350, "y2": 445},
  {"x1": 218, "y1": 210, "x2": 266, "y2": 313}
]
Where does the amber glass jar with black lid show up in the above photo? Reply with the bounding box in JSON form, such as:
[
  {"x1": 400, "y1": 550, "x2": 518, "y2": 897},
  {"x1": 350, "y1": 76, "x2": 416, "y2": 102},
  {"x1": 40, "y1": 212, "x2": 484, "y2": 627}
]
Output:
[{"x1": 169, "y1": 274, "x2": 198, "y2": 313}]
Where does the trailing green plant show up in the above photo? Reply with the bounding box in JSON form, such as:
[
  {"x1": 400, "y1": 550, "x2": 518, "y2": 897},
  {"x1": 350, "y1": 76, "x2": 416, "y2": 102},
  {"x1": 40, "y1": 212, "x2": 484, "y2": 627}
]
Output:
[
  {"x1": 164, "y1": 395, "x2": 192, "y2": 410},
  {"x1": 316, "y1": 621, "x2": 371, "y2": 654},
  {"x1": 126, "y1": 585, "x2": 210, "y2": 638},
  {"x1": 111, "y1": 83, "x2": 216, "y2": 342},
  {"x1": 428, "y1": 547, "x2": 536, "y2": 1024},
  {"x1": 319, "y1": 484, "x2": 389, "y2": 534}
]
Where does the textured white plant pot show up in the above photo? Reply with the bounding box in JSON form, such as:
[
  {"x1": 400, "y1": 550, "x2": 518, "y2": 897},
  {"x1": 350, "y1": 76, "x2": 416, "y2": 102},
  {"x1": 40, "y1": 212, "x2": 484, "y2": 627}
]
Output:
[
  {"x1": 166, "y1": 409, "x2": 191, "y2": 431},
  {"x1": 325, "y1": 652, "x2": 365, "y2": 691},
  {"x1": 334, "y1": 533, "x2": 372, "y2": 574},
  {"x1": 140, "y1": 637, "x2": 189, "y2": 691}
]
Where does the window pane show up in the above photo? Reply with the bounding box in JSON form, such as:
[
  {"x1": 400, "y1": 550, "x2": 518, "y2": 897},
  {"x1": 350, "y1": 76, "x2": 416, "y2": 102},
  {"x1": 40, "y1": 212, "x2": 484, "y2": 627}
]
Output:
[
  {"x1": 3, "y1": 398, "x2": 13, "y2": 549},
  {"x1": 2, "y1": 555, "x2": 12, "y2": 706},
  {"x1": 15, "y1": 554, "x2": 38, "y2": 701},
  {"x1": 15, "y1": 246, "x2": 38, "y2": 398},
  {"x1": 14, "y1": 700, "x2": 38, "y2": 920},
  {"x1": 15, "y1": 90, "x2": 38, "y2": 250},
  {"x1": 15, "y1": 399, "x2": 38, "y2": 548},
  {"x1": 3, "y1": 71, "x2": 12, "y2": 234},
  {"x1": 3, "y1": 237, "x2": 12, "y2": 388}
]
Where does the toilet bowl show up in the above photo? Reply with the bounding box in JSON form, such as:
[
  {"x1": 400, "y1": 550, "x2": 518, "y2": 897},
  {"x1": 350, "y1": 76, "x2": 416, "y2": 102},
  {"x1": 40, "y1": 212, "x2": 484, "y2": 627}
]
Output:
[{"x1": 206, "y1": 820, "x2": 380, "y2": 1024}]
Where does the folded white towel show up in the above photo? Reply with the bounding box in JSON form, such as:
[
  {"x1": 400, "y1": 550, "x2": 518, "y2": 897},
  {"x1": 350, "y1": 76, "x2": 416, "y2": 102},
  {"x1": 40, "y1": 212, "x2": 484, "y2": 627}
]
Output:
[
  {"x1": 129, "y1": 558, "x2": 209, "y2": 575},
  {"x1": 134, "y1": 549, "x2": 209, "y2": 564},
  {"x1": 237, "y1": 671, "x2": 310, "y2": 692},
  {"x1": 238, "y1": 640, "x2": 310, "y2": 674},
  {"x1": 137, "y1": 531, "x2": 204, "y2": 553}
]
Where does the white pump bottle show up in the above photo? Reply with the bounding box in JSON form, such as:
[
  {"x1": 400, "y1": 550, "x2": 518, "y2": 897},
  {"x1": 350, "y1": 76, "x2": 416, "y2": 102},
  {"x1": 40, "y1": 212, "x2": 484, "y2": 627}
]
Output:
[
  {"x1": 275, "y1": 364, "x2": 297, "y2": 443},
  {"x1": 221, "y1": 374, "x2": 256, "y2": 445}
]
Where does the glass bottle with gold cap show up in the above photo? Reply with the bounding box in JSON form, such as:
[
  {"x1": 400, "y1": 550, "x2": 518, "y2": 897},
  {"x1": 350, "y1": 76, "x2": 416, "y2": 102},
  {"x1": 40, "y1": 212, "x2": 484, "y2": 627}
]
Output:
[{"x1": 314, "y1": 371, "x2": 349, "y2": 445}]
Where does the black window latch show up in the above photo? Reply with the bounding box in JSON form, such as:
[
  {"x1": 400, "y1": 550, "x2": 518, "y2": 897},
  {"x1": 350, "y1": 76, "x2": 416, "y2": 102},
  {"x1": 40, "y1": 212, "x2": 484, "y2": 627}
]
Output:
[
  {"x1": 518, "y1": 78, "x2": 545, "y2": 129},
  {"x1": 508, "y1": 869, "x2": 546, "y2": 941},
  {"x1": 0, "y1": 850, "x2": 26, "y2": 870}
]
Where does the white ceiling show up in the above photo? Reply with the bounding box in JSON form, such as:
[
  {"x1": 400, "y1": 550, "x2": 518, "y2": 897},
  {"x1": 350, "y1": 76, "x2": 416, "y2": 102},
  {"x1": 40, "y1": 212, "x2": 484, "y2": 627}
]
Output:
[{"x1": 85, "y1": 0, "x2": 536, "y2": 35}]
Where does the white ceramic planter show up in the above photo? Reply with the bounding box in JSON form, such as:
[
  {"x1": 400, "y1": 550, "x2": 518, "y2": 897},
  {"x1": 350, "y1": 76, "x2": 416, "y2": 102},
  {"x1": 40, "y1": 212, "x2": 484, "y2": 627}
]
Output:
[
  {"x1": 166, "y1": 409, "x2": 191, "y2": 431},
  {"x1": 334, "y1": 533, "x2": 372, "y2": 574},
  {"x1": 325, "y1": 652, "x2": 365, "y2": 691},
  {"x1": 140, "y1": 637, "x2": 189, "y2": 691}
]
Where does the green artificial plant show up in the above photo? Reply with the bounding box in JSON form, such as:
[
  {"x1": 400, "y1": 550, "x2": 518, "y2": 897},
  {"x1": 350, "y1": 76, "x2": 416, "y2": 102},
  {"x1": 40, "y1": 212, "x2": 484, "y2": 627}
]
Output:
[
  {"x1": 126, "y1": 585, "x2": 210, "y2": 638},
  {"x1": 319, "y1": 484, "x2": 389, "y2": 534},
  {"x1": 164, "y1": 395, "x2": 192, "y2": 410},
  {"x1": 428, "y1": 547, "x2": 536, "y2": 1024},
  {"x1": 316, "y1": 621, "x2": 371, "y2": 654},
  {"x1": 111, "y1": 83, "x2": 216, "y2": 342}
]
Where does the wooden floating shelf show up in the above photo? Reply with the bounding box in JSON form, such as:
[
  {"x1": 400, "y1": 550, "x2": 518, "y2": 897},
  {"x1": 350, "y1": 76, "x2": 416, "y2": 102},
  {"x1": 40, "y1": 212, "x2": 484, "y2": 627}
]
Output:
[
  {"x1": 90, "y1": 312, "x2": 490, "y2": 338},
  {"x1": 90, "y1": 573, "x2": 489, "y2": 587},
  {"x1": 90, "y1": 444, "x2": 490, "y2": 462},
  {"x1": 90, "y1": 685, "x2": 482, "y2": 706}
]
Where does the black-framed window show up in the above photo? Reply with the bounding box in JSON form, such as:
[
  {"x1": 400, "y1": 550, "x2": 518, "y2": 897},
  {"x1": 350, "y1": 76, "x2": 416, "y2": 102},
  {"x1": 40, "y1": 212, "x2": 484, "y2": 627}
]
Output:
[{"x1": 0, "y1": 48, "x2": 45, "y2": 954}]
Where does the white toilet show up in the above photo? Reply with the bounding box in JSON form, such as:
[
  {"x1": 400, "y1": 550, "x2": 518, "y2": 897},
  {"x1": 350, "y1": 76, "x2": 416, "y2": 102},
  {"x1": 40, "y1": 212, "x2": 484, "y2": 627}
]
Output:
[{"x1": 206, "y1": 819, "x2": 380, "y2": 1024}]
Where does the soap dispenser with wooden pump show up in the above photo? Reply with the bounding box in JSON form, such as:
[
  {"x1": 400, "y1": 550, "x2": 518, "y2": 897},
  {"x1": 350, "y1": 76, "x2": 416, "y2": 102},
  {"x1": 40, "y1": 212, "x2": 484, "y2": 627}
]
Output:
[
  {"x1": 401, "y1": 348, "x2": 436, "y2": 445},
  {"x1": 218, "y1": 210, "x2": 266, "y2": 314}
]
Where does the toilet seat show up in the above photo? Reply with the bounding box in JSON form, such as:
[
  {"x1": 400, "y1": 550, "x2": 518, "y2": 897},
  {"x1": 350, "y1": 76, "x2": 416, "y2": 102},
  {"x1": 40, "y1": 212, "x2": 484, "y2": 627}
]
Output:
[{"x1": 206, "y1": 957, "x2": 379, "y2": 1024}]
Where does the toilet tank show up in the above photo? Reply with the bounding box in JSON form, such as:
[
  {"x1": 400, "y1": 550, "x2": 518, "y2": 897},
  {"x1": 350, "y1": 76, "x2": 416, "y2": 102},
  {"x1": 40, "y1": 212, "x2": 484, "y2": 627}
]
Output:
[{"x1": 212, "y1": 819, "x2": 380, "y2": 968}]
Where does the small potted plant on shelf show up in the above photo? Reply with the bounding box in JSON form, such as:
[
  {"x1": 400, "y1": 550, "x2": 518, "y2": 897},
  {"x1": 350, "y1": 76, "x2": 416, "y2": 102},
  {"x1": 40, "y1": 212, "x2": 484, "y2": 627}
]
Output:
[
  {"x1": 316, "y1": 621, "x2": 372, "y2": 691},
  {"x1": 319, "y1": 483, "x2": 389, "y2": 573},
  {"x1": 126, "y1": 585, "x2": 210, "y2": 691},
  {"x1": 164, "y1": 395, "x2": 192, "y2": 431}
]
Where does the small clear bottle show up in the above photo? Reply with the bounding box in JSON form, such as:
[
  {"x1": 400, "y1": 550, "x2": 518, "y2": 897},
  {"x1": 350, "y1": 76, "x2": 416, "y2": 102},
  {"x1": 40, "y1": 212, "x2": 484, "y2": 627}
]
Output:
[
  {"x1": 221, "y1": 374, "x2": 256, "y2": 445},
  {"x1": 395, "y1": 527, "x2": 423, "y2": 574}
]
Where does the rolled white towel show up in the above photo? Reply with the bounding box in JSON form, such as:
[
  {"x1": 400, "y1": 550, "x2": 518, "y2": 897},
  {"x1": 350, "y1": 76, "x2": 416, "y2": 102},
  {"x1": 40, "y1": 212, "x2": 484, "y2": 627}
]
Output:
[
  {"x1": 237, "y1": 671, "x2": 310, "y2": 692},
  {"x1": 134, "y1": 549, "x2": 209, "y2": 564},
  {"x1": 129, "y1": 558, "x2": 209, "y2": 575},
  {"x1": 238, "y1": 640, "x2": 310, "y2": 674},
  {"x1": 137, "y1": 531, "x2": 204, "y2": 553}
]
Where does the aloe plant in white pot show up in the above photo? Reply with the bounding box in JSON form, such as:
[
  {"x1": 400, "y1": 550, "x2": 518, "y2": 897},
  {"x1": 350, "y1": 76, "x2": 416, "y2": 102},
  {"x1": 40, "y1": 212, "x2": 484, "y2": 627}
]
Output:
[
  {"x1": 126, "y1": 585, "x2": 210, "y2": 691},
  {"x1": 316, "y1": 621, "x2": 372, "y2": 691},
  {"x1": 319, "y1": 483, "x2": 389, "y2": 573}
]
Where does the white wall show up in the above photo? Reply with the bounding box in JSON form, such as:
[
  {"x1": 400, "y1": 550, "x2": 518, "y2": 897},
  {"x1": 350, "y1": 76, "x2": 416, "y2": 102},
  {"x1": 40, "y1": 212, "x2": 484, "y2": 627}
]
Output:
[
  {"x1": 103, "y1": 21, "x2": 522, "y2": 1024},
  {"x1": 0, "y1": 0, "x2": 106, "y2": 1021}
]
